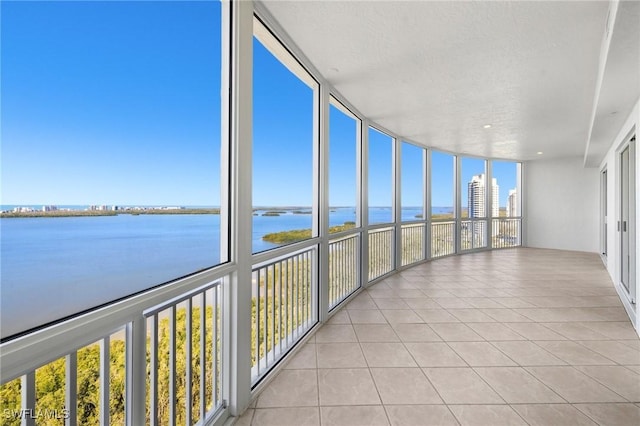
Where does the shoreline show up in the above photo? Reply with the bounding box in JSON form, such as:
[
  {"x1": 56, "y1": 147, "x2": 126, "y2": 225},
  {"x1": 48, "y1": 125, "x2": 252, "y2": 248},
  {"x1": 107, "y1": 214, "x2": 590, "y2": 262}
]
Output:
[{"x1": 0, "y1": 208, "x2": 221, "y2": 218}]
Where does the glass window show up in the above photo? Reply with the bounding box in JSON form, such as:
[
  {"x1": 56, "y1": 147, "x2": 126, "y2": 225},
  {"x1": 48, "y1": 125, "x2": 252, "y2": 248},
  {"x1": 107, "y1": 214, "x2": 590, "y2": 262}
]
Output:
[
  {"x1": 368, "y1": 127, "x2": 394, "y2": 224},
  {"x1": 252, "y1": 20, "x2": 318, "y2": 253},
  {"x1": 492, "y1": 161, "x2": 520, "y2": 217},
  {"x1": 329, "y1": 99, "x2": 359, "y2": 233},
  {"x1": 430, "y1": 151, "x2": 455, "y2": 220},
  {"x1": 461, "y1": 157, "x2": 488, "y2": 218},
  {"x1": 401, "y1": 142, "x2": 424, "y2": 221},
  {"x1": 1, "y1": 0, "x2": 224, "y2": 339}
]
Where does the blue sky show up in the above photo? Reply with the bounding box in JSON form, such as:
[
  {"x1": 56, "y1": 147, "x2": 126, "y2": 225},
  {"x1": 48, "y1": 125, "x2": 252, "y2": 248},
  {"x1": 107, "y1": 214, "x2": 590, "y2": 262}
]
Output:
[{"x1": 2, "y1": 0, "x2": 517, "y2": 209}]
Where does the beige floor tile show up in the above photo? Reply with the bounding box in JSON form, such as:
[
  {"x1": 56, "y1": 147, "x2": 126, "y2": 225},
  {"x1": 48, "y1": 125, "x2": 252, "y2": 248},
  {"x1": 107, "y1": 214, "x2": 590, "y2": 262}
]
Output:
[
  {"x1": 584, "y1": 322, "x2": 638, "y2": 341},
  {"x1": 448, "y1": 309, "x2": 496, "y2": 323},
  {"x1": 320, "y1": 405, "x2": 389, "y2": 426},
  {"x1": 448, "y1": 342, "x2": 517, "y2": 366},
  {"x1": 347, "y1": 309, "x2": 388, "y2": 324},
  {"x1": 327, "y1": 310, "x2": 351, "y2": 324},
  {"x1": 474, "y1": 367, "x2": 564, "y2": 403},
  {"x1": 381, "y1": 309, "x2": 425, "y2": 324},
  {"x1": 620, "y1": 340, "x2": 640, "y2": 350},
  {"x1": 284, "y1": 343, "x2": 317, "y2": 369},
  {"x1": 503, "y1": 322, "x2": 566, "y2": 340},
  {"x1": 493, "y1": 297, "x2": 537, "y2": 308},
  {"x1": 395, "y1": 289, "x2": 426, "y2": 299},
  {"x1": 353, "y1": 324, "x2": 400, "y2": 342},
  {"x1": 392, "y1": 323, "x2": 442, "y2": 342},
  {"x1": 574, "y1": 403, "x2": 640, "y2": 426},
  {"x1": 252, "y1": 407, "x2": 320, "y2": 426},
  {"x1": 361, "y1": 342, "x2": 417, "y2": 367},
  {"x1": 543, "y1": 323, "x2": 610, "y2": 340},
  {"x1": 422, "y1": 367, "x2": 503, "y2": 404},
  {"x1": 526, "y1": 366, "x2": 626, "y2": 403},
  {"x1": 370, "y1": 368, "x2": 442, "y2": 404},
  {"x1": 462, "y1": 297, "x2": 506, "y2": 309},
  {"x1": 314, "y1": 324, "x2": 357, "y2": 343},
  {"x1": 576, "y1": 340, "x2": 640, "y2": 365},
  {"x1": 367, "y1": 288, "x2": 396, "y2": 299},
  {"x1": 466, "y1": 323, "x2": 526, "y2": 341},
  {"x1": 316, "y1": 343, "x2": 367, "y2": 369},
  {"x1": 318, "y1": 368, "x2": 381, "y2": 406},
  {"x1": 480, "y1": 308, "x2": 532, "y2": 322},
  {"x1": 433, "y1": 298, "x2": 474, "y2": 309},
  {"x1": 430, "y1": 323, "x2": 484, "y2": 342},
  {"x1": 404, "y1": 298, "x2": 441, "y2": 309},
  {"x1": 449, "y1": 405, "x2": 527, "y2": 426},
  {"x1": 421, "y1": 289, "x2": 456, "y2": 298},
  {"x1": 257, "y1": 370, "x2": 318, "y2": 408},
  {"x1": 491, "y1": 341, "x2": 566, "y2": 366},
  {"x1": 374, "y1": 298, "x2": 411, "y2": 310},
  {"x1": 404, "y1": 342, "x2": 467, "y2": 367},
  {"x1": 346, "y1": 295, "x2": 378, "y2": 310},
  {"x1": 234, "y1": 408, "x2": 254, "y2": 426},
  {"x1": 534, "y1": 341, "x2": 616, "y2": 365},
  {"x1": 511, "y1": 404, "x2": 597, "y2": 425},
  {"x1": 575, "y1": 365, "x2": 640, "y2": 402},
  {"x1": 414, "y1": 309, "x2": 460, "y2": 323},
  {"x1": 626, "y1": 365, "x2": 640, "y2": 374},
  {"x1": 385, "y1": 405, "x2": 458, "y2": 426}
]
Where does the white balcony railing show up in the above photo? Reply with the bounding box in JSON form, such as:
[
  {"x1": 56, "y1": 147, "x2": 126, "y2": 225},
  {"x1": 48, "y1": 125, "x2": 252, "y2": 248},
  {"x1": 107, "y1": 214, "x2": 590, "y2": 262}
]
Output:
[
  {"x1": 431, "y1": 221, "x2": 455, "y2": 258},
  {"x1": 328, "y1": 234, "x2": 360, "y2": 310},
  {"x1": 401, "y1": 222, "x2": 426, "y2": 266},
  {"x1": 251, "y1": 246, "x2": 317, "y2": 385},
  {"x1": 461, "y1": 219, "x2": 488, "y2": 251},
  {"x1": 0, "y1": 268, "x2": 230, "y2": 426},
  {"x1": 368, "y1": 227, "x2": 395, "y2": 281},
  {"x1": 492, "y1": 218, "x2": 522, "y2": 248}
]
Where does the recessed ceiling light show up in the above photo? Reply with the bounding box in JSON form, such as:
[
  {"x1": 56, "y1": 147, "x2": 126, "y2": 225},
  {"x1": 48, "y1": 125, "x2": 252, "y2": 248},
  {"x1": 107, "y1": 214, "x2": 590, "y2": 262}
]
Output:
[
  {"x1": 537, "y1": 151, "x2": 543, "y2": 155},
  {"x1": 483, "y1": 124, "x2": 492, "y2": 129}
]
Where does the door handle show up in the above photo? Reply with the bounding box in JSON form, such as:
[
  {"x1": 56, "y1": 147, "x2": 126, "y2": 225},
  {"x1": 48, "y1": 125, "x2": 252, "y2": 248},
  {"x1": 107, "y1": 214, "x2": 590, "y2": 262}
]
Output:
[
  {"x1": 618, "y1": 221, "x2": 620, "y2": 231},
  {"x1": 623, "y1": 221, "x2": 627, "y2": 232}
]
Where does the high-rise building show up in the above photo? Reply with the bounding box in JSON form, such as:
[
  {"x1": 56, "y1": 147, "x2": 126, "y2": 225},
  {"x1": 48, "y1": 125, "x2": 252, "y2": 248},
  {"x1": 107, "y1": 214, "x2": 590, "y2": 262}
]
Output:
[
  {"x1": 507, "y1": 188, "x2": 519, "y2": 217},
  {"x1": 468, "y1": 174, "x2": 499, "y2": 218}
]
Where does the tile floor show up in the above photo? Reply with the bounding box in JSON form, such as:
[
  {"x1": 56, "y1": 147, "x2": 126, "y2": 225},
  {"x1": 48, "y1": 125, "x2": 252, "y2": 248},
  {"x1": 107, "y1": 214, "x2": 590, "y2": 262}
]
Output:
[{"x1": 237, "y1": 248, "x2": 640, "y2": 426}]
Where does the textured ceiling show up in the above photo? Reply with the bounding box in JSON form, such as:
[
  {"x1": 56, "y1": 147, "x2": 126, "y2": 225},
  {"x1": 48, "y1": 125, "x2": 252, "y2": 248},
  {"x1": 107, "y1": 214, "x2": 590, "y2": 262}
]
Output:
[{"x1": 260, "y1": 0, "x2": 635, "y2": 163}]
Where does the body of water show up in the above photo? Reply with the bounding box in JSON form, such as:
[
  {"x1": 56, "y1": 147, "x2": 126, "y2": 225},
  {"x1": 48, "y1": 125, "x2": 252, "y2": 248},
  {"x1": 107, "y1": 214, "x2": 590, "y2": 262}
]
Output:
[{"x1": 1, "y1": 206, "x2": 450, "y2": 338}]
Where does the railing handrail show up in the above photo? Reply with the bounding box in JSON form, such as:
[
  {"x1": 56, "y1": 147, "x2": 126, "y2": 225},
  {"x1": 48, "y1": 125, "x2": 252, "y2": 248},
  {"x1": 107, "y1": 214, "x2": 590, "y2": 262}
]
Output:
[
  {"x1": 251, "y1": 236, "x2": 320, "y2": 266},
  {"x1": 0, "y1": 262, "x2": 235, "y2": 384},
  {"x1": 329, "y1": 232, "x2": 360, "y2": 245},
  {"x1": 143, "y1": 280, "x2": 223, "y2": 318}
]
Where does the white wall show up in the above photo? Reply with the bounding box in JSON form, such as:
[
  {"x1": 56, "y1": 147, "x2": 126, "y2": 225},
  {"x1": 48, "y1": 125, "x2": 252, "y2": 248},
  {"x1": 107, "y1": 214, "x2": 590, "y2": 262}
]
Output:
[
  {"x1": 599, "y1": 98, "x2": 639, "y2": 331},
  {"x1": 524, "y1": 156, "x2": 599, "y2": 252}
]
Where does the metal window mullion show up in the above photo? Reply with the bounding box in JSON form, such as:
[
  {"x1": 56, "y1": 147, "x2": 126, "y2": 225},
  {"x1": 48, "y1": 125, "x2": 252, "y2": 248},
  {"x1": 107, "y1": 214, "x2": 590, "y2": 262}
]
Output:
[
  {"x1": 169, "y1": 307, "x2": 176, "y2": 426},
  {"x1": 150, "y1": 316, "x2": 158, "y2": 426},
  {"x1": 213, "y1": 286, "x2": 219, "y2": 408},
  {"x1": 99, "y1": 338, "x2": 110, "y2": 426},
  {"x1": 394, "y1": 139, "x2": 402, "y2": 272},
  {"x1": 270, "y1": 264, "x2": 276, "y2": 366},
  {"x1": 284, "y1": 263, "x2": 289, "y2": 346},
  {"x1": 263, "y1": 267, "x2": 268, "y2": 368},
  {"x1": 361, "y1": 122, "x2": 369, "y2": 286},
  {"x1": 65, "y1": 352, "x2": 77, "y2": 426},
  {"x1": 425, "y1": 149, "x2": 431, "y2": 261},
  {"x1": 254, "y1": 270, "x2": 259, "y2": 378},
  {"x1": 454, "y1": 155, "x2": 461, "y2": 254},
  {"x1": 278, "y1": 260, "x2": 283, "y2": 355},
  {"x1": 199, "y1": 295, "x2": 206, "y2": 421},
  {"x1": 125, "y1": 316, "x2": 146, "y2": 426},
  {"x1": 21, "y1": 371, "x2": 36, "y2": 426},
  {"x1": 185, "y1": 298, "x2": 193, "y2": 425}
]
